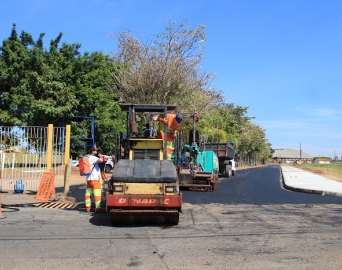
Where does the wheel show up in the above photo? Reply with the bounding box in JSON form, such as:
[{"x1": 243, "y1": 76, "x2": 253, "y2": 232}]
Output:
[
  {"x1": 232, "y1": 170, "x2": 236, "y2": 176},
  {"x1": 226, "y1": 165, "x2": 232, "y2": 178},
  {"x1": 211, "y1": 173, "x2": 219, "y2": 190},
  {"x1": 219, "y1": 165, "x2": 225, "y2": 175},
  {"x1": 105, "y1": 164, "x2": 112, "y2": 173}
]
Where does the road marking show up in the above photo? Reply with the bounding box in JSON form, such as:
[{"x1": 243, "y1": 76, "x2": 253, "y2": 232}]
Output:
[{"x1": 33, "y1": 202, "x2": 77, "y2": 209}]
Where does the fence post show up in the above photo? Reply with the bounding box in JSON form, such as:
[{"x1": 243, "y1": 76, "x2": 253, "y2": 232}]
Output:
[
  {"x1": 46, "y1": 124, "x2": 53, "y2": 172},
  {"x1": 63, "y1": 125, "x2": 71, "y2": 194}
]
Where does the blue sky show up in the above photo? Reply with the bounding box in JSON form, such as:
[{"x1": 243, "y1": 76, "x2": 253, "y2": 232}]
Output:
[{"x1": 2, "y1": 0, "x2": 342, "y2": 158}]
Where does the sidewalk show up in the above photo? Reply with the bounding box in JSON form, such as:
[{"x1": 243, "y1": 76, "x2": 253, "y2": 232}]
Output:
[
  {"x1": 1, "y1": 173, "x2": 87, "y2": 206},
  {"x1": 281, "y1": 164, "x2": 342, "y2": 197}
]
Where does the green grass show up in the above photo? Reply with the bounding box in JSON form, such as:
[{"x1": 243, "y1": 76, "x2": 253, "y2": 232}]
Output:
[{"x1": 298, "y1": 163, "x2": 342, "y2": 176}]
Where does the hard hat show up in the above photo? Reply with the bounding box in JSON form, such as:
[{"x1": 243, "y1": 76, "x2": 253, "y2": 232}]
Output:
[{"x1": 175, "y1": 113, "x2": 183, "y2": 124}]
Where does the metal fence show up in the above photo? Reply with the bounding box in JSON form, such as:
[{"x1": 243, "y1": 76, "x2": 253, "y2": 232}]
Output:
[{"x1": 0, "y1": 126, "x2": 66, "y2": 191}]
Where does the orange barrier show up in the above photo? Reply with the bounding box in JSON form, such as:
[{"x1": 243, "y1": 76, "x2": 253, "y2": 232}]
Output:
[
  {"x1": 79, "y1": 157, "x2": 92, "y2": 176},
  {"x1": 35, "y1": 172, "x2": 56, "y2": 202}
]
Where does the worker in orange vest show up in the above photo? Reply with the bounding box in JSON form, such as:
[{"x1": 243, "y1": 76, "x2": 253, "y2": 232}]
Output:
[{"x1": 157, "y1": 113, "x2": 183, "y2": 160}]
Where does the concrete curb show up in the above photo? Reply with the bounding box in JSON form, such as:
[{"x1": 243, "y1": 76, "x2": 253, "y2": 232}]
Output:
[{"x1": 280, "y1": 166, "x2": 342, "y2": 198}]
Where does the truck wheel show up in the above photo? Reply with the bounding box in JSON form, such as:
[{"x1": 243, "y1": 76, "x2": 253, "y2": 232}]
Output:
[
  {"x1": 219, "y1": 165, "x2": 225, "y2": 175},
  {"x1": 232, "y1": 170, "x2": 236, "y2": 176},
  {"x1": 226, "y1": 165, "x2": 232, "y2": 178},
  {"x1": 105, "y1": 164, "x2": 112, "y2": 173}
]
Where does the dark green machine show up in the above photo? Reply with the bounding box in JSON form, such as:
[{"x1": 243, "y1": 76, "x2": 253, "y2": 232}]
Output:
[{"x1": 174, "y1": 114, "x2": 219, "y2": 191}]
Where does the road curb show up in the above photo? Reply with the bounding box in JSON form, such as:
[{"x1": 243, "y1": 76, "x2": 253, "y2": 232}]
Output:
[{"x1": 280, "y1": 166, "x2": 342, "y2": 198}]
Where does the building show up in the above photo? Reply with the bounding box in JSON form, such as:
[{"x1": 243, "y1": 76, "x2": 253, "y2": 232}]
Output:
[
  {"x1": 272, "y1": 148, "x2": 313, "y2": 163},
  {"x1": 313, "y1": 158, "x2": 331, "y2": 164}
]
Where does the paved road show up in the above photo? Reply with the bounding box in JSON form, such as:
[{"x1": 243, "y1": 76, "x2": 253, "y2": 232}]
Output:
[
  {"x1": 183, "y1": 164, "x2": 342, "y2": 204},
  {"x1": 1, "y1": 165, "x2": 342, "y2": 269}
]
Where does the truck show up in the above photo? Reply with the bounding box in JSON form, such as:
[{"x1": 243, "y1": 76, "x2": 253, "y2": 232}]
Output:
[
  {"x1": 103, "y1": 155, "x2": 115, "y2": 173},
  {"x1": 106, "y1": 104, "x2": 182, "y2": 226},
  {"x1": 200, "y1": 142, "x2": 236, "y2": 178}
]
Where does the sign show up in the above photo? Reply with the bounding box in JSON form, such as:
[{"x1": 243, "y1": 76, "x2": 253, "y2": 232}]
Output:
[{"x1": 35, "y1": 172, "x2": 56, "y2": 202}]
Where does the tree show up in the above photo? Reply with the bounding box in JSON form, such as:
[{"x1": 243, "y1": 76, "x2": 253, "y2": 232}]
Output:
[
  {"x1": 0, "y1": 23, "x2": 273, "y2": 160},
  {"x1": 237, "y1": 122, "x2": 271, "y2": 165},
  {"x1": 109, "y1": 18, "x2": 223, "y2": 112},
  {"x1": 0, "y1": 24, "x2": 122, "y2": 156}
]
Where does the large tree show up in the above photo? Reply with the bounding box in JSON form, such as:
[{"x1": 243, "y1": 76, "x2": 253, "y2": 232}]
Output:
[
  {"x1": 109, "y1": 19, "x2": 223, "y2": 112},
  {"x1": 0, "y1": 24, "x2": 122, "y2": 156}
]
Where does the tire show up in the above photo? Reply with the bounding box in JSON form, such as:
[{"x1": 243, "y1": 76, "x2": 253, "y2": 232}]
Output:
[
  {"x1": 232, "y1": 170, "x2": 236, "y2": 176},
  {"x1": 226, "y1": 165, "x2": 232, "y2": 178},
  {"x1": 219, "y1": 165, "x2": 225, "y2": 175},
  {"x1": 105, "y1": 164, "x2": 112, "y2": 173},
  {"x1": 222, "y1": 159, "x2": 230, "y2": 165}
]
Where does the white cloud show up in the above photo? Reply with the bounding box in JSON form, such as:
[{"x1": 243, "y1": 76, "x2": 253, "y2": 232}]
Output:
[
  {"x1": 295, "y1": 106, "x2": 337, "y2": 117},
  {"x1": 312, "y1": 108, "x2": 336, "y2": 116}
]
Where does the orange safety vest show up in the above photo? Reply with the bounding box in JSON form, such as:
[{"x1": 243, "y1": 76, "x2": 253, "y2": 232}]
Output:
[
  {"x1": 157, "y1": 131, "x2": 174, "y2": 159},
  {"x1": 158, "y1": 114, "x2": 181, "y2": 136}
]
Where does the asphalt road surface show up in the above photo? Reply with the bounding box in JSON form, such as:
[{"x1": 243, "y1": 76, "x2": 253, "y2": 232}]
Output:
[
  {"x1": 1, "y1": 165, "x2": 342, "y2": 269},
  {"x1": 183, "y1": 164, "x2": 342, "y2": 205}
]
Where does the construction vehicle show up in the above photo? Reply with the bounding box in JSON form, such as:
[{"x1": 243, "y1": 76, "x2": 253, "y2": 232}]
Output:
[
  {"x1": 106, "y1": 104, "x2": 182, "y2": 226},
  {"x1": 174, "y1": 114, "x2": 220, "y2": 191},
  {"x1": 200, "y1": 141, "x2": 236, "y2": 178}
]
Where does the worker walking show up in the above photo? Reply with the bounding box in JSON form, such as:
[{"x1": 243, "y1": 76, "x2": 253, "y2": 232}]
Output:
[
  {"x1": 157, "y1": 113, "x2": 183, "y2": 160},
  {"x1": 85, "y1": 146, "x2": 104, "y2": 213}
]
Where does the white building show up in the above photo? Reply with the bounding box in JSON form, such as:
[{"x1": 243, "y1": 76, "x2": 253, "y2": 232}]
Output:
[{"x1": 272, "y1": 148, "x2": 313, "y2": 163}]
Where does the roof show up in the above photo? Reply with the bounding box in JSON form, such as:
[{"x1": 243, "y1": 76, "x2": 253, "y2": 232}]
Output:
[
  {"x1": 119, "y1": 104, "x2": 177, "y2": 113},
  {"x1": 272, "y1": 148, "x2": 313, "y2": 159}
]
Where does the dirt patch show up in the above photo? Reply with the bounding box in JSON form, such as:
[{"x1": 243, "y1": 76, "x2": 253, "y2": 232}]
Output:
[{"x1": 71, "y1": 166, "x2": 80, "y2": 175}]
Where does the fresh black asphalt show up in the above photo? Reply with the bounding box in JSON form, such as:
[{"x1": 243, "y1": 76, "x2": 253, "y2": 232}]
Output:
[{"x1": 182, "y1": 165, "x2": 342, "y2": 205}]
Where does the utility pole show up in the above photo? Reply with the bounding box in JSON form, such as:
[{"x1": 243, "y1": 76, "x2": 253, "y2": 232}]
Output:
[{"x1": 300, "y1": 143, "x2": 302, "y2": 161}]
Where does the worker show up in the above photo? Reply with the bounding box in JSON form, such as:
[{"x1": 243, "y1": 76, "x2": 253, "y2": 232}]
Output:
[
  {"x1": 157, "y1": 113, "x2": 183, "y2": 160},
  {"x1": 84, "y1": 146, "x2": 104, "y2": 213},
  {"x1": 143, "y1": 123, "x2": 155, "y2": 138},
  {"x1": 188, "y1": 128, "x2": 200, "y2": 146},
  {"x1": 189, "y1": 113, "x2": 200, "y2": 145}
]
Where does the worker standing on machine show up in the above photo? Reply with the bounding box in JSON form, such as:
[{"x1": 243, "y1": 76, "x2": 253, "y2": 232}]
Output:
[
  {"x1": 157, "y1": 113, "x2": 183, "y2": 160},
  {"x1": 188, "y1": 113, "x2": 200, "y2": 146}
]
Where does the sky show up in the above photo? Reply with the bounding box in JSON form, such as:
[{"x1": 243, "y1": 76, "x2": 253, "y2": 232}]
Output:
[{"x1": 1, "y1": 0, "x2": 342, "y2": 158}]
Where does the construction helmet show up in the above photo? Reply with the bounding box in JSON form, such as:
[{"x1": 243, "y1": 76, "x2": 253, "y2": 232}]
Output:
[{"x1": 175, "y1": 113, "x2": 183, "y2": 124}]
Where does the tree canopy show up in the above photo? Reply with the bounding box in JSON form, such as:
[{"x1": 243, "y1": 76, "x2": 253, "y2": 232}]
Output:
[
  {"x1": 109, "y1": 19, "x2": 272, "y2": 162},
  {"x1": 110, "y1": 19, "x2": 223, "y2": 113},
  {"x1": 0, "y1": 23, "x2": 123, "y2": 157},
  {"x1": 0, "y1": 21, "x2": 272, "y2": 162}
]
